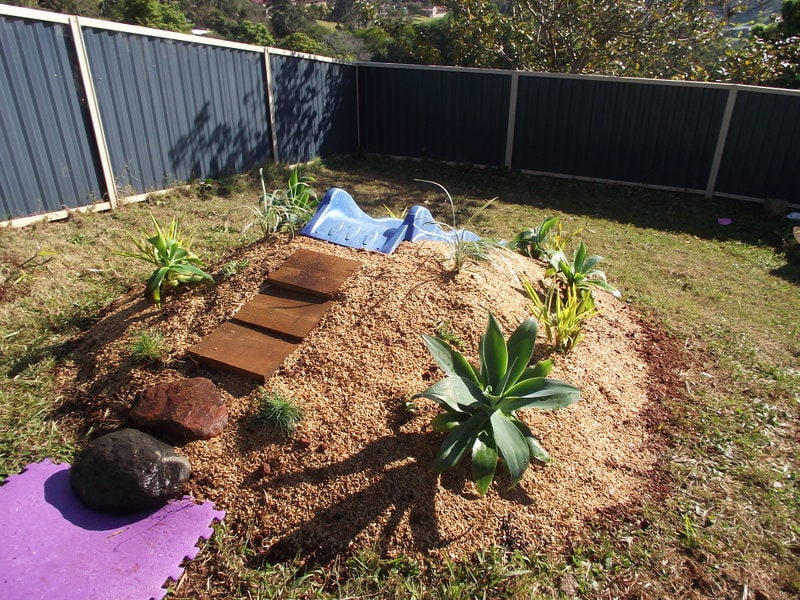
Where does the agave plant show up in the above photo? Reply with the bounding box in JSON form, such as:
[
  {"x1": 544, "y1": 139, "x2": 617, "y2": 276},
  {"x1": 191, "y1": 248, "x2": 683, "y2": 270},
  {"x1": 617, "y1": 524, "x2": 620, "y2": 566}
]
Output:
[
  {"x1": 118, "y1": 214, "x2": 213, "y2": 306},
  {"x1": 547, "y1": 240, "x2": 621, "y2": 298},
  {"x1": 414, "y1": 313, "x2": 581, "y2": 495}
]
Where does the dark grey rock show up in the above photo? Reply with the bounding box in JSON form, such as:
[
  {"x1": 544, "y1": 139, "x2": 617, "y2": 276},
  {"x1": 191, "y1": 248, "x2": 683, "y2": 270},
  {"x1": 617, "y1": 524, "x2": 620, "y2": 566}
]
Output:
[
  {"x1": 130, "y1": 377, "x2": 227, "y2": 443},
  {"x1": 70, "y1": 428, "x2": 191, "y2": 512}
]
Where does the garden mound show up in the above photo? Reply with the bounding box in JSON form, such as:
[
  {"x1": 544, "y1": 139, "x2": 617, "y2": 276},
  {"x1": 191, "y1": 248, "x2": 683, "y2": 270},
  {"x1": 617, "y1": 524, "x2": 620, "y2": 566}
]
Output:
[{"x1": 54, "y1": 235, "x2": 679, "y2": 566}]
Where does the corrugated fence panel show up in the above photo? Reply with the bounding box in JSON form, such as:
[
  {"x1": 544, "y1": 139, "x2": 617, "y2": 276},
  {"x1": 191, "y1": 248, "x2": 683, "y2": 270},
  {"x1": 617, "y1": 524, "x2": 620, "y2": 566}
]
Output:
[
  {"x1": 0, "y1": 15, "x2": 104, "y2": 219},
  {"x1": 358, "y1": 66, "x2": 511, "y2": 166},
  {"x1": 82, "y1": 28, "x2": 270, "y2": 193},
  {"x1": 269, "y1": 54, "x2": 358, "y2": 164},
  {"x1": 512, "y1": 76, "x2": 729, "y2": 191},
  {"x1": 715, "y1": 90, "x2": 800, "y2": 203}
]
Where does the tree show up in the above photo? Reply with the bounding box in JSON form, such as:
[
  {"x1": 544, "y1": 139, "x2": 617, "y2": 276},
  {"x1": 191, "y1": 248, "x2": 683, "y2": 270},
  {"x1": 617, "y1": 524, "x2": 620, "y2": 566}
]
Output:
[
  {"x1": 179, "y1": 0, "x2": 264, "y2": 27},
  {"x1": 751, "y1": 0, "x2": 800, "y2": 86},
  {"x1": 380, "y1": 18, "x2": 454, "y2": 65},
  {"x1": 715, "y1": 0, "x2": 800, "y2": 87},
  {"x1": 118, "y1": 0, "x2": 191, "y2": 32},
  {"x1": 35, "y1": 0, "x2": 102, "y2": 17},
  {"x1": 269, "y1": 0, "x2": 314, "y2": 39},
  {"x1": 353, "y1": 25, "x2": 394, "y2": 61},
  {"x1": 210, "y1": 17, "x2": 275, "y2": 45},
  {"x1": 277, "y1": 32, "x2": 330, "y2": 56},
  {"x1": 318, "y1": 28, "x2": 370, "y2": 61},
  {"x1": 331, "y1": 0, "x2": 383, "y2": 28},
  {"x1": 443, "y1": 0, "x2": 729, "y2": 79}
]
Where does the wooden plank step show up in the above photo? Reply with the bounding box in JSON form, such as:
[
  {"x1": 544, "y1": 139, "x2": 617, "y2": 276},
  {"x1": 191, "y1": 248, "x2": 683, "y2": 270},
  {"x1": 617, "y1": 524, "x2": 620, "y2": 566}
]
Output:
[
  {"x1": 187, "y1": 322, "x2": 298, "y2": 383},
  {"x1": 232, "y1": 288, "x2": 331, "y2": 341},
  {"x1": 267, "y1": 248, "x2": 361, "y2": 299}
]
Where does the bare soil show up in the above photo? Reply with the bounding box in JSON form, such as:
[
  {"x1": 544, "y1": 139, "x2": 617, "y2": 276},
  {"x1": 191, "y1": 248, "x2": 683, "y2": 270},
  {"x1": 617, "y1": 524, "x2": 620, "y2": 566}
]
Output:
[{"x1": 53, "y1": 235, "x2": 682, "y2": 570}]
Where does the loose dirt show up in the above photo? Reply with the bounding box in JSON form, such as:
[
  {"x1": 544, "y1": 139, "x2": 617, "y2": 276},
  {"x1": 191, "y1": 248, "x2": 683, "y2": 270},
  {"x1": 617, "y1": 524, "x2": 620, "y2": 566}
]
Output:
[{"x1": 53, "y1": 235, "x2": 681, "y2": 569}]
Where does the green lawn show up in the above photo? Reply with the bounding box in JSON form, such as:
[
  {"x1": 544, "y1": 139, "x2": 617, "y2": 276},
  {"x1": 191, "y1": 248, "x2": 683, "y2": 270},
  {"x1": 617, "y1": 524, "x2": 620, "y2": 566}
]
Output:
[{"x1": 1, "y1": 156, "x2": 798, "y2": 598}]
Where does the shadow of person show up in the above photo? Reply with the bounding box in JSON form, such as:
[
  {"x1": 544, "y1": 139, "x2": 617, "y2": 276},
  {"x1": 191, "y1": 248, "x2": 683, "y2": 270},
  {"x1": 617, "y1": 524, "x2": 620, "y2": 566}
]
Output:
[{"x1": 249, "y1": 430, "x2": 467, "y2": 567}]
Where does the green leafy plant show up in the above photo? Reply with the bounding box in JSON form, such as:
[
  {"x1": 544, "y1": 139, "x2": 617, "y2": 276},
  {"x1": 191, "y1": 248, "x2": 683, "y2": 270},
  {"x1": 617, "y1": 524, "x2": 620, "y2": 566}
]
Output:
[
  {"x1": 449, "y1": 236, "x2": 498, "y2": 273},
  {"x1": 66, "y1": 232, "x2": 94, "y2": 246},
  {"x1": 255, "y1": 389, "x2": 304, "y2": 437},
  {"x1": 128, "y1": 328, "x2": 170, "y2": 363},
  {"x1": 434, "y1": 319, "x2": 466, "y2": 351},
  {"x1": 414, "y1": 313, "x2": 581, "y2": 495},
  {"x1": 523, "y1": 277, "x2": 598, "y2": 353},
  {"x1": 221, "y1": 258, "x2": 250, "y2": 279},
  {"x1": 507, "y1": 216, "x2": 560, "y2": 259},
  {"x1": 242, "y1": 167, "x2": 319, "y2": 239},
  {"x1": 548, "y1": 220, "x2": 582, "y2": 255},
  {"x1": 414, "y1": 179, "x2": 497, "y2": 273},
  {"x1": 547, "y1": 240, "x2": 621, "y2": 298},
  {"x1": 118, "y1": 214, "x2": 213, "y2": 306}
]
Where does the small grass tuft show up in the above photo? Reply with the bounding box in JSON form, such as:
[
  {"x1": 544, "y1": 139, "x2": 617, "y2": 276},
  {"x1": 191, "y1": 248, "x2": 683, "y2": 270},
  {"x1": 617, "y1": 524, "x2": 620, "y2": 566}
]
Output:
[
  {"x1": 128, "y1": 329, "x2": 170, "y2": 363},
  {"x1": 254, "y1": 389, "x2": 304, "y2": 437}
]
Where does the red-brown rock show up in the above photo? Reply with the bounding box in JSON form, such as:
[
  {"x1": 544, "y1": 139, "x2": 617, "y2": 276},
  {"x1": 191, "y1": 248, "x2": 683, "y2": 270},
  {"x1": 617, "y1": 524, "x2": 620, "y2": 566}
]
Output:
[{"x1": 130, "y1": 377, "x2": 227, "y2": 443}]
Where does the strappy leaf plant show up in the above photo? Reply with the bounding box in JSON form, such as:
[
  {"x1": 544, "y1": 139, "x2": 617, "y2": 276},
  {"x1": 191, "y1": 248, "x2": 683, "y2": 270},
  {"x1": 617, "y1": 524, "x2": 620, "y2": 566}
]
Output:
[
  {"x1": 242, "y1": 167, "x2": 319, "y2": 239},
  {"x1": 118, "y1": 214, "x2": 213, "y2": 306},
  {"x1": 523, "y1": 276, "x2": 598, "y2": 353},
  {"x1": 414, "y1": 179, "x2": 497, "y2": 273},
  {"x1": 414, "y1": 313, "x2": 581, "y2": 495},
  {"x1": 548, "y1": 220, "x2": 582, "y2": 255},
  {"x1": 547, "y1": 240, "x2": 621, "y2": 298},
  {"x1": 507, "y1": 216, "x2": 560, "y2": 259}
]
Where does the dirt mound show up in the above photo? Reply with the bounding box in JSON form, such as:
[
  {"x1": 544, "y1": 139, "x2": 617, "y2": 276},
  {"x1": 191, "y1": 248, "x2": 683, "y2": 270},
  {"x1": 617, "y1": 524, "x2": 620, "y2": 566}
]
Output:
[{"x1": 54, "y1": 236, "x2": 678, "y2": 565}]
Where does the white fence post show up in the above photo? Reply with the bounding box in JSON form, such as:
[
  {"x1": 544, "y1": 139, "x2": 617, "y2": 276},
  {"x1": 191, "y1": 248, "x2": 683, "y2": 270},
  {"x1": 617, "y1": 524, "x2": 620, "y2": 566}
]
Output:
[
  {"x1": 68, "y1": 16, "x2": 118, "y2": 208},
  {"x1": 505, "y1": 71, "x2": 520, "y2": 169},
  {"x1": 705, "y1": 85, "x2": 739, "y2": 199},
  {"x1": 264, "y1": 47, "x2": 280, "y2": 163}
]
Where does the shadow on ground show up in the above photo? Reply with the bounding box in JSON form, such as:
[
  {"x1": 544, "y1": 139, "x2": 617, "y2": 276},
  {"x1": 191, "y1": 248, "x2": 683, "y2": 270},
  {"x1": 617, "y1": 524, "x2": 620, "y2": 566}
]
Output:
[{"x1": 320, "y1": 156, "x2": 797, "y2": 254}]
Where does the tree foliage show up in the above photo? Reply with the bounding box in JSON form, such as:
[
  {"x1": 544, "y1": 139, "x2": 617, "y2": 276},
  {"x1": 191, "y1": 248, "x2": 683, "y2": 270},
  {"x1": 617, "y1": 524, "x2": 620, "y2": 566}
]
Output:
[
  {"x1": 750, "y1": 0, "x2": 800, "y2": 86},
  {"x1": 213, "y1": 18, "x2": 275, "y2": 46},
  {"x1": 269, "y1": 0, "x2": 315, "y2": 38},
  {"x1": 712, "y1": 0, "x2": 799, "y2": 87},
  {"x1": 332, "y1": 0, "x2": 382, "y2": 28},
  {"x1": 277, "y1": 32, "x2": 330, "y2": 56},
  {"x1": 443, "y1": 0, "x2": 728, "y2": 79},
  {"x1": 118, "y1": 0, "x2": 191, "y2": 33},
  {"x1": 17, "y1": 0, "x2": 798, "y2": 87}
]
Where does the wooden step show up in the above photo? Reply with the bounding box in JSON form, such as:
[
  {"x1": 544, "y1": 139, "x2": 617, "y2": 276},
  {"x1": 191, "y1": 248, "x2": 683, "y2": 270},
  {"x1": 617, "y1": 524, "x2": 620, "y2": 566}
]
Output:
[
  {"x1": 187, "y1": 322, "x2": 298, "y2": 383},
  {"x1": 232, "y1": 288, "x2": 331, "y2": 341},
  {"x1": 187, "y1": 248, "x2": 361, "y2": 382},
  {"x1": 267, "y1": 248, "x2": 360, "y2": 299}
]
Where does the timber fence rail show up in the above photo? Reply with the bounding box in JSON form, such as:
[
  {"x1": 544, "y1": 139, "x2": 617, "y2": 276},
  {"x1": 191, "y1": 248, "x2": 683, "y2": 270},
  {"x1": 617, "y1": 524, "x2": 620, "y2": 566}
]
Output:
[{"x1": 2, "y1": 4, "x2": 799, "y2": 226}]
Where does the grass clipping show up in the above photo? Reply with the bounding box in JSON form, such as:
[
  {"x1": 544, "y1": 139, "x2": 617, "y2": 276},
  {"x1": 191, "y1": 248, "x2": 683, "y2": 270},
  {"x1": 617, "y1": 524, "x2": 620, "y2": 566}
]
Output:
[{"x1": 55, "y1": 235, "x2": 670, "y2": 565}]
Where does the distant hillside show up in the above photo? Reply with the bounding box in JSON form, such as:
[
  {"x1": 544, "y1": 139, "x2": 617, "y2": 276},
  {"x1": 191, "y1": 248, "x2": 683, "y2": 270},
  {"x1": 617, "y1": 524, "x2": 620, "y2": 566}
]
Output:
[{"x1": 723, "y1": 0, "x2": 783, "y2": 24}]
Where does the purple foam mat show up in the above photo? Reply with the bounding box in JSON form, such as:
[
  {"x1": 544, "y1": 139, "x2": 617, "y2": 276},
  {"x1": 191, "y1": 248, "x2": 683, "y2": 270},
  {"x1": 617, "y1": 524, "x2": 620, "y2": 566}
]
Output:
[{"x1": 0, "y1": 459, "x2": 225, "y2": 600}]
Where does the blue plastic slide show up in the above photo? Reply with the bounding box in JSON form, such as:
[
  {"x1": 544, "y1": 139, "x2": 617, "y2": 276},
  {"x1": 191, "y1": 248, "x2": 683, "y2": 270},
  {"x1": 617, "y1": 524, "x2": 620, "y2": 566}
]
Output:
[{"x1": 301, "y1": 188, "x2": 479, "y2": 254}]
